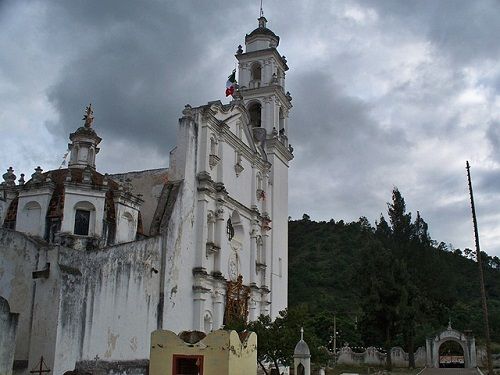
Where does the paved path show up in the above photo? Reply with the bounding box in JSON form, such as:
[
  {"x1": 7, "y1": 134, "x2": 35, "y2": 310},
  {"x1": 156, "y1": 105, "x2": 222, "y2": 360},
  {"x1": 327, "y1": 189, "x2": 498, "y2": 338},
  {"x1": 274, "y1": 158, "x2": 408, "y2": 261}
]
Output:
[{"x1": 421, "y1": 368, "x2": 480, "y2": 375}]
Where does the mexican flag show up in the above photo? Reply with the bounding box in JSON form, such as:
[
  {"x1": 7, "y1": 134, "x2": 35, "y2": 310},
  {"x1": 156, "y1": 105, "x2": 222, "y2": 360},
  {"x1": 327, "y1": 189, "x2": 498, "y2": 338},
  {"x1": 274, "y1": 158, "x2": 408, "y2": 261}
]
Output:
[{"x1": 225, "y1": 69, "x2": 237, "y2": 97}]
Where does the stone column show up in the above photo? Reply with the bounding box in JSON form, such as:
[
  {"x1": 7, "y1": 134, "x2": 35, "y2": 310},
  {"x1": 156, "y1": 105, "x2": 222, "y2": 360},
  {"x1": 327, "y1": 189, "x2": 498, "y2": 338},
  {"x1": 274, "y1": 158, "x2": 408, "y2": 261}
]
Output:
[
  {"x1": 214, "y1": 206, "x2": 225, "y2": 273},
  {"x1": 212, "y1": 288, "x2": 225, "y2": 330},
  {"x1": 195, "y1": 195, "x2": 209, "y2": 270},
  {"x1": 192, "y1": 289, "x2": 206, "y2": 331}
]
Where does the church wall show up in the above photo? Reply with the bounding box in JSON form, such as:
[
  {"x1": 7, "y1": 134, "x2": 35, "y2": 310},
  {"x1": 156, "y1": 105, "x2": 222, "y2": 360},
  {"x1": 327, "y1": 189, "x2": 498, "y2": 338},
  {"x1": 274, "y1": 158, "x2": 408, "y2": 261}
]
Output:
[
  {"x1": 0, "y1": 297, "x2": 19, "y2": 375},
  {"x1": 28, "y1": 248, "x2": 62, "y2": 375},
  {"x1": 267, "y1": 153, "x2": 289, "y2": 318},
  {"x1": 57, "y1": 236, "x2": 162, "y2": 366},
  {"x1": 0, "y1": 229, "x2": 42, "y2": 368},
  {"x1": 162, "y1": 113, "x2": 199, "y2": 332},
  {"x1": 110, "y1": 168, "x2": 168, "y2": 235}
]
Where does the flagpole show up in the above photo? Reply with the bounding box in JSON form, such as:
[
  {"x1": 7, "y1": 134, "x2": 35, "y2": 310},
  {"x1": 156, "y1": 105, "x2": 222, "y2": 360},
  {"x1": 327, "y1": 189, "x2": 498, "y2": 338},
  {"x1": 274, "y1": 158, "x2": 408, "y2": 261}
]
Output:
[{"x1": 466, "y1": 161, "x2": 493, "y2": 374}]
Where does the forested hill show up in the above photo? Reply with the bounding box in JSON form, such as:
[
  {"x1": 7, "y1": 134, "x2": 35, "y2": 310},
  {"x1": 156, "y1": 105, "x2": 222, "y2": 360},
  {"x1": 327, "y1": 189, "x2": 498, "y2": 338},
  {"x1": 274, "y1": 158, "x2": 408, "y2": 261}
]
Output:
[{"x1": 288, "y1": 189, "x2": 500, "y2": 350}]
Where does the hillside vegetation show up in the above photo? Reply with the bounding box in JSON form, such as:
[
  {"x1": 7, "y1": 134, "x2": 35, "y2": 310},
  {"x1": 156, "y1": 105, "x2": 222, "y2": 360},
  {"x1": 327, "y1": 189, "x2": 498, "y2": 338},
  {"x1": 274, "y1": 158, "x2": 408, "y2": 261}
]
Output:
[{"x1": 288, "y1": 189, "x2": 500, "y2": 359}]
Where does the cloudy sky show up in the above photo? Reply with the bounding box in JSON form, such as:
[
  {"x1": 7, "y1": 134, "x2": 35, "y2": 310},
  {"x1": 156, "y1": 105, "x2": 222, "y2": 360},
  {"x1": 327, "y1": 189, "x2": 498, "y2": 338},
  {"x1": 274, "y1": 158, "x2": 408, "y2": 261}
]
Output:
[{"x1": 1, "y1": 0, "x2": 500, "y2": 257}]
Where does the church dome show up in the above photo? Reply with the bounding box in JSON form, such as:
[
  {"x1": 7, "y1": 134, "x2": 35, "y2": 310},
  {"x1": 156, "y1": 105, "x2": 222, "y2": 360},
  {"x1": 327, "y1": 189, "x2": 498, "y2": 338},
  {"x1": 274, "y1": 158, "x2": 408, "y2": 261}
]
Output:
[
  {"x1": 294, "y1": 339, "x2": 310, "y2": 357},
  {"x1": 245, "y1": 16, "x2": 280, "y2": 48}
]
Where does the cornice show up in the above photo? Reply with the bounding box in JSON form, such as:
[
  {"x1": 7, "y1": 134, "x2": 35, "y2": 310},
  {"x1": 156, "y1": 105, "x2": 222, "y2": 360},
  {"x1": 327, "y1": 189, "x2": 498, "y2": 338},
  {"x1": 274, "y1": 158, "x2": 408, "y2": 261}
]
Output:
[
  {"x1": 265, "y1": 138, "x2": 294, "y2": 163},
  {"x1": 236, "y1": 48, "x2": 289, "y2": 71}
]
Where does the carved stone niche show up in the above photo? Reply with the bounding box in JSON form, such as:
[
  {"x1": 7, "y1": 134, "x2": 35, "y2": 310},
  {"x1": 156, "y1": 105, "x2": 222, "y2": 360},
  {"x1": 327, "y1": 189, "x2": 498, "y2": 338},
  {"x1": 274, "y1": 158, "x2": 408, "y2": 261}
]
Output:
[{"x1": 209, "y1": 154, "x2": 220, "y2": 169}]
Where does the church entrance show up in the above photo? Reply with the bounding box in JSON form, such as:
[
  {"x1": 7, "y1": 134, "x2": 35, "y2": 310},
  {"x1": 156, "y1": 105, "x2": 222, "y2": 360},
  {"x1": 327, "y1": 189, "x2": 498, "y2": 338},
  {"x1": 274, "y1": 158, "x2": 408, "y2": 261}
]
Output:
[
  {"x1": 439, "y1": 340, "x2": 465, "y2": 368},
  {"x1": 425, "y1": 325, "x2": 477, "y2": 368}
]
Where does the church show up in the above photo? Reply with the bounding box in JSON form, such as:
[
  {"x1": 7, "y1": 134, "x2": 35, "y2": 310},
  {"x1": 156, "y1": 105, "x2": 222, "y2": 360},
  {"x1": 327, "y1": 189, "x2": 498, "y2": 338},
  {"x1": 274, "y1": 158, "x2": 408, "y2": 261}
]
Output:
[{"x1": 0, "y1": 16, "x2": 293, "y2": 375}]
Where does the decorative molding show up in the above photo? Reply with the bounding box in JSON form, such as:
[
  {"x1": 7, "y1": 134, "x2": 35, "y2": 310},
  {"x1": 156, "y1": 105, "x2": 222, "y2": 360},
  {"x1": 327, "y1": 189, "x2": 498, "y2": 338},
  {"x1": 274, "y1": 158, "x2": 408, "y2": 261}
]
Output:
[{"x1": 209, "y1": 154, "x2": 220, "y2": 169}]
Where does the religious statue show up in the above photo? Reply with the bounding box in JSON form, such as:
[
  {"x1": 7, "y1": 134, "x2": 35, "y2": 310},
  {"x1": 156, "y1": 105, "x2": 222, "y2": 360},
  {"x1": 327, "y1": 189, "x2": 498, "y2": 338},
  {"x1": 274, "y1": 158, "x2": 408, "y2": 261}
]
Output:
[{"x1": 82, "y1": 104, "x2": 94, "y2": 127}]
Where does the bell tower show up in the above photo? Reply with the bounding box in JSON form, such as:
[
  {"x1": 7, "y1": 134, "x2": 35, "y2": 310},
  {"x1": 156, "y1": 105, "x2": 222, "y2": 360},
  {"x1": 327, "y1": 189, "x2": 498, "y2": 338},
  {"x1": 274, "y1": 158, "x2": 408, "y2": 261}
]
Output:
[
  {"x1": 236, "y1": 16, "x2": 294, "y2": 318},
  {"x1": 236, "y1": 16, "x2": 291, "y2": 136}
]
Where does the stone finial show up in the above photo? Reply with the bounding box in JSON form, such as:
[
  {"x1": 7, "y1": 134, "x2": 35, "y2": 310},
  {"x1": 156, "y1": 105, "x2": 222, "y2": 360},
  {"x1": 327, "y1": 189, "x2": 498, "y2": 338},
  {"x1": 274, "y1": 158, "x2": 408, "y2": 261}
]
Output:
[
  {"x1": 82, "y1": 103, "x2": 94, "y2": 128},
  {"x1": 2, "y1": 167, "x2": 16, "y2": 186},
  {"x1": 18, "y1": 173, "x2": 25, "y2": 185},
  {"x1": 31, "y1": 166, "x2": 43, "y2": 183},
  {"x1": 236, "y1": 45, "x2": 243, "y2": 54},
  {"x1": 102, "y1": 173, "x2": 109, "y2": 187},
  {"x1": 66, "y1": 169, "x2": 72, "y2": 182},
  {"x1": 182, "y1": 104, "x2": 193, "y2": 118},
  {"x1": 301, "y1": 327, "x2": 304, "y2": 340}
]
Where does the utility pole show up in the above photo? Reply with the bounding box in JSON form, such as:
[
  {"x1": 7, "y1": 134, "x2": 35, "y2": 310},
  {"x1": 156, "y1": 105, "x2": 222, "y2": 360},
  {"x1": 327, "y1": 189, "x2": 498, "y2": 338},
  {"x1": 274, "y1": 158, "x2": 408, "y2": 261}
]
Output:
[
  {"x1": 466, "y1": 161, "x2": 494, "y2": 374},
  {"x1": 333, "y1": 314, "x2": 337, "y2": 364}
]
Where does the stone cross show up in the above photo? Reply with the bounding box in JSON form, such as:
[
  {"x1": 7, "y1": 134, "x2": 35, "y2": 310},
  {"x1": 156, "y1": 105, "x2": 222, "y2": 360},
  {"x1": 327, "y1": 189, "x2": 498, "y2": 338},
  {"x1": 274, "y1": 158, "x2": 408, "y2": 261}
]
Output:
[{"x1": 29, "y1": 356, "x2": 50, "y2": 375}]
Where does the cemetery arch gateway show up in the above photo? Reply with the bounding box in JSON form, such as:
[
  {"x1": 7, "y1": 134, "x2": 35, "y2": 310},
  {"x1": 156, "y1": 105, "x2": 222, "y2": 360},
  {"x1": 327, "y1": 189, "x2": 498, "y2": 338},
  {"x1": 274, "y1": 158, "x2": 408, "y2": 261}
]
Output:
[{"x1": 425, "y1": 325, "x2": 477, "y2": 368}]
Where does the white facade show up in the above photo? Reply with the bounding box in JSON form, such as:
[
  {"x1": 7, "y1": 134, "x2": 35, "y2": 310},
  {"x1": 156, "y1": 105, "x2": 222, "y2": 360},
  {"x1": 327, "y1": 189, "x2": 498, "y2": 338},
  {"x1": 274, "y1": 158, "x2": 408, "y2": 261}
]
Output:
[{"x1": 0, "y1": 16, "x2": 292, "y2": 375}]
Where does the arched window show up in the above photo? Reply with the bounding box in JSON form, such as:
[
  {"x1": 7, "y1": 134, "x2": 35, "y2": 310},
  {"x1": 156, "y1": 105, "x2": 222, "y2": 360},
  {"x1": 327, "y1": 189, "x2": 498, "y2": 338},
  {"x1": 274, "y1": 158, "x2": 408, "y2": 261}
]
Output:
[
  {"x1": 226, "y1": 218, "x2": 234, "y2": 241},
  {"x1": 251, "y1": 63, "x2": 262, "y2": 86},
  {"x1": 248, "y1": 102, "x2": 262, "y2": 128},
  {"x1": 297, "y1": 363, "x2": 305, "y2": 375},
  {"x1": 73, "y1": 201, "x2": 95, "y2": 236},
  {"x1": 230, "y1": 210, "x2": 244, "y2": 244}
]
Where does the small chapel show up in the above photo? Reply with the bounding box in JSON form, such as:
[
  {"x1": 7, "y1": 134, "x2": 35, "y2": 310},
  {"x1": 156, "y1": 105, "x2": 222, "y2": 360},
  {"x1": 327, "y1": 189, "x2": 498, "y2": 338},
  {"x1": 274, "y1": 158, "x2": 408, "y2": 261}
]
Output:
[{"x1": 0, "y1": 15, "x2": 293, "y2": 375}]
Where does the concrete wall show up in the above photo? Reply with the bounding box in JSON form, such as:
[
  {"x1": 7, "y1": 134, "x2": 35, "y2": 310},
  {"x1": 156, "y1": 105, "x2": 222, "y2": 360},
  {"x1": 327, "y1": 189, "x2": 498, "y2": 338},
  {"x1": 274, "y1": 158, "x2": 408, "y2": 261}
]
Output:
[
  {"x1": 0, "y1": 297, "x2": 19, "y2": 375},
  {"x1": 149, "y1": 330, "x2": 257, "y2": 375}
]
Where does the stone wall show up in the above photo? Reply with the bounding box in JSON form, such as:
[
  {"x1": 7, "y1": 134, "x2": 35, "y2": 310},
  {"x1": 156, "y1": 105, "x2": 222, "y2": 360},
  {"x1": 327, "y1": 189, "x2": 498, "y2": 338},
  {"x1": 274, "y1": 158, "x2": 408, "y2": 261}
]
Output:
[
  {"x1": 53, "y1": 236, "x2": 162, "y2": 374},
  {"x1": 337, "y1": 345, "x2": 426, "y2": 368},
  {"x1": 0, "y1": 297, "x2": 19, "y2": 375}
]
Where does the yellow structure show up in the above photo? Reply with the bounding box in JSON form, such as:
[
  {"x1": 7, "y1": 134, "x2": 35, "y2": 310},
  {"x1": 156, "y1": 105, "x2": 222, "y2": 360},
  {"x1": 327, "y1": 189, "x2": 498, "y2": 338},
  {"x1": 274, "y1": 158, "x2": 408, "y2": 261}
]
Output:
[{"x1": 149, "y1": 329, "x2": 257, "y2": 375}]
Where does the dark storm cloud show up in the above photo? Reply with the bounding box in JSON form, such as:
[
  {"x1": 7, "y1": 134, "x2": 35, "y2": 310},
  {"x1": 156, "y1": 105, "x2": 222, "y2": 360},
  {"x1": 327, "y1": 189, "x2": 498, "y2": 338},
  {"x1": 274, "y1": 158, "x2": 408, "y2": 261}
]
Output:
[
  {"x1": 43, "y1": 0, "x2": 256, "y2": 157},
  {"x1": 2, "y1": 0, "x2": 500, "y2": 255},
  {"x1": 287, "y1": 70, "x2": 410, "y2": 220},
  {"x1": 367, "y1": 0, "x2": 500, "y2": 62}
]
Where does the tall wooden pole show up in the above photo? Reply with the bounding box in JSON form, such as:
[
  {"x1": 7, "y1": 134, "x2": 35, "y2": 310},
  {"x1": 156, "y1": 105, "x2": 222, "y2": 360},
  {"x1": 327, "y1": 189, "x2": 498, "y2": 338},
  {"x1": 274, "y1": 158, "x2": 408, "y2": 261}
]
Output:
[{"x1": 466, "y1": 161, "x2": 493, "y2": 374}]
